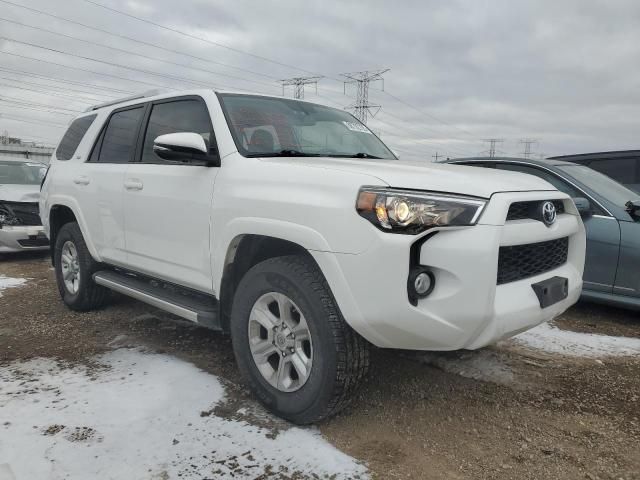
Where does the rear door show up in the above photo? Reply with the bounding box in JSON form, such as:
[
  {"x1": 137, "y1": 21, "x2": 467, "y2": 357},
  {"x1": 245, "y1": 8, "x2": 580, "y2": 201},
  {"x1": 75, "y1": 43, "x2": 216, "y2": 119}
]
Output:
[
  {"x1": 495, "y1": 163, "x2": 621, "y2": 293},
  {"x1": 73, "y1": 106, "x2": 145, "y2": 265},
  {"x1": 122, "y1": 96, "x2": 219, "y2": 293}
]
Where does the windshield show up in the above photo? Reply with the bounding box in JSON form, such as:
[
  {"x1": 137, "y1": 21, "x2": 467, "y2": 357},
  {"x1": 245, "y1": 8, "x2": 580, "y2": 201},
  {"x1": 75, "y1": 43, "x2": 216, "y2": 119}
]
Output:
[
  {"x1": 0, "y1": 161, "x2": 45, "y2": 185},
  {"x1": 218, "y1": 93, "x2": 396, "y2": 159},
  {"x1": 556, "y1": 164, "x2": 640, "y2": 206}
]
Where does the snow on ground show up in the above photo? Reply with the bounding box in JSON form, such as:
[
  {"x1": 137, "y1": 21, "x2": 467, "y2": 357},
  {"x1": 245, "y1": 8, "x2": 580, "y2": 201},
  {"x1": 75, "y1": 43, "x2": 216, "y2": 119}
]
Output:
[
  {"x1": 510, "y1": 321, "x2": 640, "y2": 357},
  {"x1": 416, "y1": 350, "x2": 514, "y2": 385},
  {"x1": 0, "y1": 275, "x2": 27, "y2": 297},
  {"x1": 0, "y1": 349, "x2": 368, "y2": 480}
]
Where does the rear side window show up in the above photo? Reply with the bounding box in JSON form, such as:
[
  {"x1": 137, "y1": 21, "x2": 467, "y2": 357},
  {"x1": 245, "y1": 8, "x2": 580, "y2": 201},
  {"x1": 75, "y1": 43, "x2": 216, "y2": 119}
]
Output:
[
  {"x1": 55, "y1": 115, "x2": 96, "y2": 160},
  {"x1": 588, "y1": 158, "x2": 639, "y2": 183},
  {"x1": 97, "y1": 107, "x2": 145, "y2": 163},
  {"x1": 141, "y1": 99, "x2": 213, "y2": 164}
]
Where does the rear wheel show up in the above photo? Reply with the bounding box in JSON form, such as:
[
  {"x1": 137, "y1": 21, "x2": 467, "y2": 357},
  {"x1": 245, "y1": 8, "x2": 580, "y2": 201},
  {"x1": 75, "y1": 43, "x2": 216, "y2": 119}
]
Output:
[
  {"x1": 230, "y1": 254, "x2": 370, "y2": 424},
  {"x1": 54, "y1": 222, "x2": 110, "y2": 311}
]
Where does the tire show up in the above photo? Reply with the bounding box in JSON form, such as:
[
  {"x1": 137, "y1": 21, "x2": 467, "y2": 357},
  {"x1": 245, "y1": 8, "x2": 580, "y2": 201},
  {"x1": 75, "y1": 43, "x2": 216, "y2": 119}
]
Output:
[
  {"x1": 54, "y1": 222, "x2": 110, "y2": 311},
  {"x1": 230, "y1": 254, "x2": 370, "y2": 424}
]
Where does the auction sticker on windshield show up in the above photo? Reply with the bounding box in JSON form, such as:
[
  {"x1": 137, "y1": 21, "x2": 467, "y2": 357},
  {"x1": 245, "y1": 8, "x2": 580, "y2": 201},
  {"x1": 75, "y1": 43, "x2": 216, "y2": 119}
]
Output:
[{"x1": 342, "y1": 121, "x2": 372, "y2": 134}]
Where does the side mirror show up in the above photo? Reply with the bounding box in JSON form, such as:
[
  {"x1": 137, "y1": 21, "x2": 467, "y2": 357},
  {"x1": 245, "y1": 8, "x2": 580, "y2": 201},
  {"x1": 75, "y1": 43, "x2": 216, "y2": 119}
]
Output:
[
  {"x1": 153, "y1": 132, "x2": 219, "y2": 166},
  {"x1": 573, "y1": 197, "x2": 592, "y2": 216},
  {"x1": 625, "y1": 200, "x2": 640, "y2": 220}
]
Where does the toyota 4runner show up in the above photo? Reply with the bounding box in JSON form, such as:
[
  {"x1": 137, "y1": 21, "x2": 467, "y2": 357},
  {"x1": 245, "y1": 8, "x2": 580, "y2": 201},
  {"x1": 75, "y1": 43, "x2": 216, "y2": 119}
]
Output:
[{"x1": 40, "y1": 90, "x2": 586, "y2": 424}]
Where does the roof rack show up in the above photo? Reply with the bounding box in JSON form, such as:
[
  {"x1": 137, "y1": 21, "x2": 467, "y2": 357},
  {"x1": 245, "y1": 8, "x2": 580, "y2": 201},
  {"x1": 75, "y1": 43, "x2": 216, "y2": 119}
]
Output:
[{"x1": 84, "y1": 89, "x2": 167, "y2": 112}]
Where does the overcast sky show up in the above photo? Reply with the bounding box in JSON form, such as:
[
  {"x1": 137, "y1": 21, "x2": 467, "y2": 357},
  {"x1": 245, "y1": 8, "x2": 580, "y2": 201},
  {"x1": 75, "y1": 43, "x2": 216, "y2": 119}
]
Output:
[{"x1": 0, "y1": 0, "x2": 639, "y2": 160}]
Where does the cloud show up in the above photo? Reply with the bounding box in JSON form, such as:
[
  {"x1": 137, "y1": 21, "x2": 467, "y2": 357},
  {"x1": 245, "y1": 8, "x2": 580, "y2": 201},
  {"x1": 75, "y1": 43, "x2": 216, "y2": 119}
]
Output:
[{"x1": 0, "y1": 0, "x2": 638, "y2": 158}]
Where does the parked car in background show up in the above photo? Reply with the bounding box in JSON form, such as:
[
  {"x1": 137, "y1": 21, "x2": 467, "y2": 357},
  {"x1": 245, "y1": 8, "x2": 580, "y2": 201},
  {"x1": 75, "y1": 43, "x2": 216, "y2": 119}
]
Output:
[
  {"x1": 446, "y1": 157, "x2": 640, "y2": 310},
  {"x1": 41, "y1": 90, "x2": 585, "y2": 423},
  {"x1": 0, "y1": 158, "x2": 49, "y2": 253},
  {"x1": 548, "y1": 150, "x2": 640, "y2": 194}
]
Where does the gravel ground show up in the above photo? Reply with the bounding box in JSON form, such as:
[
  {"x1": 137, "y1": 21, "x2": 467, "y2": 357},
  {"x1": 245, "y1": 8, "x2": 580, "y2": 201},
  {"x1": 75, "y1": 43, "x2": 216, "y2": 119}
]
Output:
[{"x1": 1, "y1": 251, "x2": 639, "y2": 479}]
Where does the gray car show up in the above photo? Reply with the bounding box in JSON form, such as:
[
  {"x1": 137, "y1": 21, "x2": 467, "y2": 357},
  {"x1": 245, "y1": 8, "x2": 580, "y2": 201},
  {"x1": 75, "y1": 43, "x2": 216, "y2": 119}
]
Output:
[
  {"x1": 0, "y1": 158, "x2": 49, "y2": 253},
  {"x1": 446, "y1": 157, "x2": 640, "y2": 311}
]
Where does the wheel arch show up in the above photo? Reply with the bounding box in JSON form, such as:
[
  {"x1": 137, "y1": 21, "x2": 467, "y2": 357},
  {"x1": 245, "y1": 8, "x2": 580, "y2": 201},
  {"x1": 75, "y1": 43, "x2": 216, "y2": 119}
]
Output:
[
  {"x1": 218, "y1": 234, "x2": 319, "y2": 332},
  {"x1": 48, "y1": 200, "x2": 100, "y2": 265}
]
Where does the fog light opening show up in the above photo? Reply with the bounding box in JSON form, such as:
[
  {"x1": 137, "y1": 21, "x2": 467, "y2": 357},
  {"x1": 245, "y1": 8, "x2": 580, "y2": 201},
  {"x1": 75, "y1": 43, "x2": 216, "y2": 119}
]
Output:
[{"x1": 408, "y1": 267, "x2": 435, "y2": 302}]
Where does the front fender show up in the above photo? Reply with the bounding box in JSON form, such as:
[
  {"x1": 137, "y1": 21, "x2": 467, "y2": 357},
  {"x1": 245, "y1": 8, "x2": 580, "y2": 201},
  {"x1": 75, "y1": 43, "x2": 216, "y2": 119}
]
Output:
[
  {"x1": 212, "y1": 217, "x2": 333, "y2": 293},
  {"x1": 44, "y1": 194, "x2": 102, "y2": 262}
]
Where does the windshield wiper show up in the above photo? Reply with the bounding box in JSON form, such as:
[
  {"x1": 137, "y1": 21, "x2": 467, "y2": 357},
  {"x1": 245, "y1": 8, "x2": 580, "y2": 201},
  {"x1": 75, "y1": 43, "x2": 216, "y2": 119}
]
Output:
[
  {"x1": 247, "y1": 149, "x2": 321, "y2": 158},
  {"x1": 327, "y1": 152, "x2": 382, "y2": 159}
]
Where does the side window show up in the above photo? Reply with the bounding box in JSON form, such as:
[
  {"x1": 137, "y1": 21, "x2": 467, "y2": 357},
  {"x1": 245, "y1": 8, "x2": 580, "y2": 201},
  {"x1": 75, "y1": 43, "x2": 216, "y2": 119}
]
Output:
[
  {"x1": 588, "y1": 158, "x2": 638, "y2": 184},
  {"x1": 97, "y1": 107, "x2": 145, "y2": 164},
  {"x1": 56, "y1": 114, "x2": 97, "y2": 160},
  {"x1": 496, "y1": 164, "x2": 582, "y2": 197},
  {"x1": 141, "y1": 99, "x2": 213, "y2": 164},
  {"x1": 455, "y1": 161, "x2": 496, "y2": 168}
]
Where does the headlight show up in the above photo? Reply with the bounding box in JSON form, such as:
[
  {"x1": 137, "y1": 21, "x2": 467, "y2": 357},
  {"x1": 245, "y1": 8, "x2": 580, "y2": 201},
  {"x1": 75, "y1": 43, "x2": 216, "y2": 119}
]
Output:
[
  {"x1": 356, "y1": 187, "x2": 486, "y2": 234},
  {"x1": 0, "y1": 205, "x2": 20, "y2": 227}
]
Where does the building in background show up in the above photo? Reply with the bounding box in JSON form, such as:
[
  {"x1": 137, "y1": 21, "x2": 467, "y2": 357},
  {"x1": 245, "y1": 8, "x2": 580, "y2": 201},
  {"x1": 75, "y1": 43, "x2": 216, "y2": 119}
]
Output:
[{"x1": 0, "y1": 132, "x2": 55, "y2": 164}]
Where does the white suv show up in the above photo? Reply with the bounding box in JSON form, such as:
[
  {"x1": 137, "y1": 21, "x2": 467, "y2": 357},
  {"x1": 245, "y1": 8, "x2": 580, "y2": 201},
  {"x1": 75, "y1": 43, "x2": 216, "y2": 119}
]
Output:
[{"x1": 41, "y1": 90, "x2": 585, "y2": 423}]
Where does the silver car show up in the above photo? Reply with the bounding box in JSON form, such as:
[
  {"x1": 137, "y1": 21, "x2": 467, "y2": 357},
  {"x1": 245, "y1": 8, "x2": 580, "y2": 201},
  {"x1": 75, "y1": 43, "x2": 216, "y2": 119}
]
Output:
[{"x1": 0, "y1": 158, "x2": 49, "y2": 253}]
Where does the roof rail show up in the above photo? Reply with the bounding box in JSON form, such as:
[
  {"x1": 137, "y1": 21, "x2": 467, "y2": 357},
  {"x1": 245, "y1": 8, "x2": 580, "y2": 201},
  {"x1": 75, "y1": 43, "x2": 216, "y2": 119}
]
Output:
[{"x1": 84, "y1": 89, "x2": 167, "y2": 112}]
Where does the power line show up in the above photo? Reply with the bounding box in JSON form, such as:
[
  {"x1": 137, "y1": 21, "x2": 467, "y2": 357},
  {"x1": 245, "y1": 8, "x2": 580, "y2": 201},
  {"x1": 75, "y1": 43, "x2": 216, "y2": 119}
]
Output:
[
  {"x1": 0, "y1": 94, "x2": 82, "y2": 113},
  {"x1": 0, "y1": 74, "x2": 113, "y2": 101},
  {"x1": 0, "y1": 17, "x2": 279, "y2": 91},
  {"x1": 0, "y1": 0, "x2": 281, "y2": 82},
  {"x1": 0, "y1": 101, "x2": 75, "y2": 117},
  {"x1": 0, "y1": 36, "x2": 255, "y2": 92},
  {"x1": 0, "y1": 66, "x2": 134, "y2": 95},
  {"x1": 280, "y1": 76, "x2": 322, "y2": 99},
  {"x1": 0, "y1": 113, "x2": 68, "y2": 129},
  {"x1": 341, "y1": 69, "x2": 389, "y2": 124},
  {"x1": 0, "y1": 79, "x2": 106, "y2": 104},
  {"x1": 80, "y1": 0, "x2": 326, "y2": 78},
  {"x1": 0, "y1": 50, "x2": 174, "y2": 90},
  {"x1": 382, "y1": 90, "x2": 479, "y2": 140}
]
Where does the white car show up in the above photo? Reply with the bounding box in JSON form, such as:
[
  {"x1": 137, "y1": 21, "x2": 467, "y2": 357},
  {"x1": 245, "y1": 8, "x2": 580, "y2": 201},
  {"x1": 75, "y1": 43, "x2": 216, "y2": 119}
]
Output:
[
  {"x1": 40, "y1": 90, "x2": 585, "y2": 423},
  {"x1": 0, "y1": 158, "x2": 49, "y2": 253}
]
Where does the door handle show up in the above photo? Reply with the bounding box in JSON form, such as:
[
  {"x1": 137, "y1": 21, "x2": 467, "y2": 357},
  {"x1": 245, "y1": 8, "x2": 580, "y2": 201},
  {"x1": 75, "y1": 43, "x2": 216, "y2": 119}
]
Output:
[
  {"x1": 124, "y1": 178, "x2": 144, "y2": 191},
  {"x1": 73, "y1": 175, "x2": 90, "y2": 185}
]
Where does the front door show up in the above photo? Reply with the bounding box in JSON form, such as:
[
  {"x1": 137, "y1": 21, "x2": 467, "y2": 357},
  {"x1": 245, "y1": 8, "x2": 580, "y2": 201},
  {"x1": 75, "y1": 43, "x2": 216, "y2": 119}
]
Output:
[{"x1": 122, "y1": 96, "x2": 219, "y2": 293}]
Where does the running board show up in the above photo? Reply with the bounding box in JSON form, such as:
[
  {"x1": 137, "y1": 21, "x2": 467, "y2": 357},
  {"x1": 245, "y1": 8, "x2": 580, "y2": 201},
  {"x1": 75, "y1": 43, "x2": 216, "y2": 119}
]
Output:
[{"x1": 93, "y1": 270, "x2": 220, "y2": 329}]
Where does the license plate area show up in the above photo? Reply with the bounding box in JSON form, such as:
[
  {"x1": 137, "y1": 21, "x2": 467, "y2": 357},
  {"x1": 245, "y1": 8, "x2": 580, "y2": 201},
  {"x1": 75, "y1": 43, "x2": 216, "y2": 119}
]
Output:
[{"x1": 531, "y1": 276, "x2": 568, "y2": 308}]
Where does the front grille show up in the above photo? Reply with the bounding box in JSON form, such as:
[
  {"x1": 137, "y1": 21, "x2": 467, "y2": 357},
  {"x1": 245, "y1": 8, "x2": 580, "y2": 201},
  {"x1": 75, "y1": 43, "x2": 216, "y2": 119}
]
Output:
[
  {"x1": 506, "y1": 200, "x2": 564, "y2": 221},
  {"x1": 0, "y1": 202, "x2": 41, "y2": 226},
  {"x1": 497, "y1": 237, "x2": 568, "y2": 285}
]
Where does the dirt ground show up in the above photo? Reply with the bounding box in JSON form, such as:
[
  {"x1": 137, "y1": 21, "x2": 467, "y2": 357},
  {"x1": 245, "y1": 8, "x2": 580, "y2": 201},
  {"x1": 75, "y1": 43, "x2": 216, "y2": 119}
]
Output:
[{"x1": 1, "y1": 251, "x2": 639, "y2": 480}]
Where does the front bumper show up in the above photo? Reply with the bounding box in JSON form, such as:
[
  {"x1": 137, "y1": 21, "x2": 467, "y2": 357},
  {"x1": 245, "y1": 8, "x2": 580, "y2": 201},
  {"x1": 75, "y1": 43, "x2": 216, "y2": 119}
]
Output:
[
  {"x1": 0, "y1": 225, "x2": 49, "y2": 253},
  {"x1": 313, "y1": 191, "x2": 586, "y2": 351}
]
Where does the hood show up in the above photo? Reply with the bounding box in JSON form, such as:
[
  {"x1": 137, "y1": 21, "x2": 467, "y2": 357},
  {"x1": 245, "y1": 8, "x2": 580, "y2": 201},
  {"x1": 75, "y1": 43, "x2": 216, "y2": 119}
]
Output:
[
  {"x1": 0, "y1": 184, "x2": 41, "y2": 203},
  {"x1": 262, "y1": 157, "x2": 556, "y2": 198}
]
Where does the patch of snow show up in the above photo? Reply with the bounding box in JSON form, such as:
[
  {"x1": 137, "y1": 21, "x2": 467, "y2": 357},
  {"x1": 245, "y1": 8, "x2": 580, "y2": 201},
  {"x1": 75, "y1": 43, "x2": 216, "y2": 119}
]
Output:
[
  {"x1": 0, "y1": 276, "x2": 26, "y2": 297},
  {"x1": 511, "y1": 322, "x2": 640, "y2": 357},
  {"x1": 417, "y1": 350, "x2": 514, "y2": 385},
  {"x1": 0, "y1": 349, "x2": 368, "y2": 480}
]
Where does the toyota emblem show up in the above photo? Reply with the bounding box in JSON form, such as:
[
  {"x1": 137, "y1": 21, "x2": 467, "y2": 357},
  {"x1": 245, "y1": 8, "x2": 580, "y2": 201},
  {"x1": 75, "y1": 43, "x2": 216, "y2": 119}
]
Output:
[{"x1": 541, "y1": 201, "x2": 557, "y2": 226}]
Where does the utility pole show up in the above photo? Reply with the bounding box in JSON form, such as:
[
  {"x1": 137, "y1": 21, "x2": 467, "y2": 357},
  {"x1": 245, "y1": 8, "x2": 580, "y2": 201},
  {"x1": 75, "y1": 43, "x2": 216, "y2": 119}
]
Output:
[
  {"x1": 432, "y1": 152, "x2": 443, "y2": 162},
  {"x1": 519, "y1": 138, "x2": 538, "y2": 159},
  {"x1": 483, "y1": 138, "x2": 504, "y2": 158},
  {"x1": 341, "y1": 69, "x2": 389, "y2": 124},
  {"x1": 279, "y1": 76, "x2": 322, "y2": 99}
]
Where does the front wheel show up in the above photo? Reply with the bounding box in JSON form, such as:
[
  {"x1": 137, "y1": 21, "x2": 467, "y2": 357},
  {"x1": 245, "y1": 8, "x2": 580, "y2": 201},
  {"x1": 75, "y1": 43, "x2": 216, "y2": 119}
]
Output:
[
  {"x1": 230, "y1": 255, "x2": 370, "y2": 424},
  {"x1": 54, "y1": 222, "x2": 110, "y2": 311}
]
